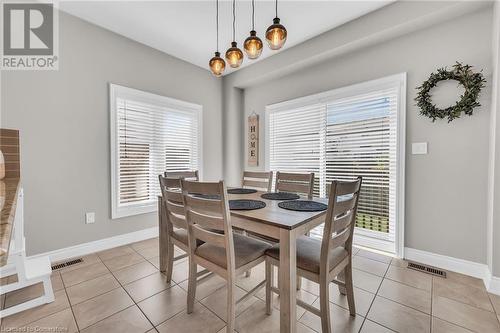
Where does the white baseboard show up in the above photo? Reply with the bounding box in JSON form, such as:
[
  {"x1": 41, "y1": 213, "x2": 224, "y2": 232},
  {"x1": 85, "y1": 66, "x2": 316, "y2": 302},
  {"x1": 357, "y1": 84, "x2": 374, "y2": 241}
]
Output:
[
  {"x1": 28, "y1": 227, "x2": 159, "y2": 263},
  {"x1": 405, "y1": 247, "x2": 500, "y2": 295}
]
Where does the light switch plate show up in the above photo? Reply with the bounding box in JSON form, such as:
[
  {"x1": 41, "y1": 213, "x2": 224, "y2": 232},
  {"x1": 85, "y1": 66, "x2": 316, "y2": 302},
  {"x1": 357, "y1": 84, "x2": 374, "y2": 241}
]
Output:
[
  {"x1": 85, "y1": 212, "x2": 95, "y2": 224},
  {"x1": 412, "y1": 142, "x2": 428, "y2": 155}
]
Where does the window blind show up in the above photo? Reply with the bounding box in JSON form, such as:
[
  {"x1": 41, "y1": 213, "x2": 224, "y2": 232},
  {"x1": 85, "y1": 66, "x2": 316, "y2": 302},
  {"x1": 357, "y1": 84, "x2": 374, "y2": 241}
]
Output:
[
  {"x1": 267, "y1": 80, "x2": 402, "y2": 252},
  {"x1": 110, "y1": 85, "x2": 201, "y2": 218}
]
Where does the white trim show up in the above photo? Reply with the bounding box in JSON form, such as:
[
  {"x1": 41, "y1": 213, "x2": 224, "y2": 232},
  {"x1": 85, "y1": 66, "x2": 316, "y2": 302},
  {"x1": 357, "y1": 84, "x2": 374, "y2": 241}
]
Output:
[
  {"x1": 28, "y1": 227, "x2": 158, "y2": 264},
  {"x1": 109, "y1": 83, "x2": 203, "y2": 219},
  {"x1": 487, "y1": 275, "x2": 500, "y2": 296},
  {"x1": 265, "y1": 73, "x2": 406, "y2": 256}
]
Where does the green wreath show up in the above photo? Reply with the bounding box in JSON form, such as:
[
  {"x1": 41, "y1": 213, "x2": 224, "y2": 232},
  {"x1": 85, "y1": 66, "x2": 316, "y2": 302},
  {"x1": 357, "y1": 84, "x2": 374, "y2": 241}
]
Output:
[{"x1": 415, "y1": 62, "x2": 486, "y2": 122}]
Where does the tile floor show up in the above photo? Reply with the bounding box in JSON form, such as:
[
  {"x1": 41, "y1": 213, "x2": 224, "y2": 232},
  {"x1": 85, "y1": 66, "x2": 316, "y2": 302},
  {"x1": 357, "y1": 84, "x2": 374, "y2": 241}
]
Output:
[{"x1": 1, "y1": 238, "x2": 500, "y2": 332}]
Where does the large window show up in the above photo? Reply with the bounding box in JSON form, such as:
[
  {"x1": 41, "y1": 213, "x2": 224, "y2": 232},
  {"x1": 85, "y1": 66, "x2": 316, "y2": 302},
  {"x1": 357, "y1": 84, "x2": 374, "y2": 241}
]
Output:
[
  {"x1": 266, "y1": 74, "x2": 405, "y2": 254},
  {"x1": 110, "y1": 84, "x2": 202, "y2": 218}
]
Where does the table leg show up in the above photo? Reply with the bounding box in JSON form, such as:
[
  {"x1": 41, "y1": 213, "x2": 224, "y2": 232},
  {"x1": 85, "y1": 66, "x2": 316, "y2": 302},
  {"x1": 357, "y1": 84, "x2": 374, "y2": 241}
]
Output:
[
  {"x1": 158, "y1": 197, "x2": 167, "y2": 272},
  {"x1": 279, "y1": 228, "x2": 297, "y2": 333}
]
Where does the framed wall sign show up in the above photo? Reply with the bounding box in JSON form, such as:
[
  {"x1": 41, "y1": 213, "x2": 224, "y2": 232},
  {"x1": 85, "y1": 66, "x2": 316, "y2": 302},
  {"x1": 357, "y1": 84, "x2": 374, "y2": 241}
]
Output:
[{"x1": 248, "y1": 113, "x2": 259, "y2": 166}]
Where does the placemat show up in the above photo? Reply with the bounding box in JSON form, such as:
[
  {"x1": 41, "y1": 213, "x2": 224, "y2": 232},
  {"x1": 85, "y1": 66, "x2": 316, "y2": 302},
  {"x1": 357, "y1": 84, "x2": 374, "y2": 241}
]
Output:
[
  {"x1": 229, "y1": 199, "x2": 266, "y2": 210},
  {"x1": 261, "y1": 192, "x2": 300, "y2": 200},
  {"x1": 227, "y1": 188, "x2": 258, "y2": 194},
  {"x1": 278, "y1": 200, "x2": 327, "y2": 212}
]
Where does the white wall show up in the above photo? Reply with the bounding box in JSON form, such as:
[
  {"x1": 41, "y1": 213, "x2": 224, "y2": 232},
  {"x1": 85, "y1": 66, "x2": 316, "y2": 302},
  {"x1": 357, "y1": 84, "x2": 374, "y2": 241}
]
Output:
[
  {"x1": 0, "y1": 11, "x2": 223, "y2": 255},
  {"x1": 223, "y1": 3, "x2": 493, "y2": 264}
]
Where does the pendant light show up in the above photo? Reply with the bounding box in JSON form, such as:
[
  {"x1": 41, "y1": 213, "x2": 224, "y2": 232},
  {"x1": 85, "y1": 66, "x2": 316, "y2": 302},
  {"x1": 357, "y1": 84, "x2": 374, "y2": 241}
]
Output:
[
  {"x1": 243, "y1": 0, "x2": 263, "y2": 59},
  {"x1": 265, "y1": 0, "x2": 287, "y2": 50},
  {"x1": 209, "y1": 0, "x2": 225, "y2": 77},
  {"x1": 225, "y1": 0, "x2": 244, "y2": 68}
]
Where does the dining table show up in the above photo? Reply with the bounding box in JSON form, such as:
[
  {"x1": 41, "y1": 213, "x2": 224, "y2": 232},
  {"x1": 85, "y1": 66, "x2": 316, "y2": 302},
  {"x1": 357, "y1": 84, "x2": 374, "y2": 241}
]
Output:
[{"x1": 158, "y1": 190, "x2": 328, "y2": 333}]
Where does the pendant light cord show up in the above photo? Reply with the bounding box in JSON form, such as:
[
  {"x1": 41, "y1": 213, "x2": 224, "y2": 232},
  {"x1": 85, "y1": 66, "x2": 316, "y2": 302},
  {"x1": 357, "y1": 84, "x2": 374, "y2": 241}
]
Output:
[
  {"x1": 251, "y1": 0, "x2": 255, "y2": 31},
  {"x1": 275, "y1": 0, "x2": 278, "y2": 18},
  {"x1": 216, "y1": 0, "x2": 219, "y2": 52},
  {"x1": 232, "y1": 0, "x2": 236, "y2": 42}
]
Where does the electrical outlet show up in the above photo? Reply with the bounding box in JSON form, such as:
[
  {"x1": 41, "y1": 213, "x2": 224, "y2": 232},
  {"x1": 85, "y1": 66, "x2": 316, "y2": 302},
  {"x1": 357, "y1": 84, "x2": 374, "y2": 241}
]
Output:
[
  {"x1": 85, "y1": 212, "x2": 95, "y2": 224},
  {"x1": 412, "y1": 142, "x2": 428, "y2": 155}
]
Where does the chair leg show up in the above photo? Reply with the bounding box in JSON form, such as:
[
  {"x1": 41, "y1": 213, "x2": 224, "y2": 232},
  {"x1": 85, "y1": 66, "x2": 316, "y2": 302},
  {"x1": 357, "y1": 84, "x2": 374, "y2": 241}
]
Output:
[
  {"x1": 165, "y1": 241, "x2": 174, "y2": 283},
  {"x1": 319, "y1": 278, "x2": 332, "y2": 333},
  {"x1": 297, "y1": 276, "x2": 302, "y2": 290},
  {"x1": 337, "y1": 269, "x2": 347, "y2": 295},
  {"x1": 344, "y1": 263, "x2": 356, "y2": 316},
  {"x1": 242, "y1": 230, "x2": 251, "y2": 278},
  {"x1": 227, "y1": 282, "x2": 236, "y2": 333},
  {"x1": 265, "y1": 258, "x2": 273, "y2": 315},
  {"x1": 187, "y1": 258, "x2": 197, "y2": 314}
]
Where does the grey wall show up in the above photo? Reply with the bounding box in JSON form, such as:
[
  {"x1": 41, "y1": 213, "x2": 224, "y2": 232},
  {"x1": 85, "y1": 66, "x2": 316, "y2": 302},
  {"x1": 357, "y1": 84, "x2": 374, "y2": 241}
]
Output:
[
  {"x1": 223, "y1": 5, "x2": 493, "y2": 263},
  {"x1": 0, "y1": 11, "x2": 223, "y2": 255}
]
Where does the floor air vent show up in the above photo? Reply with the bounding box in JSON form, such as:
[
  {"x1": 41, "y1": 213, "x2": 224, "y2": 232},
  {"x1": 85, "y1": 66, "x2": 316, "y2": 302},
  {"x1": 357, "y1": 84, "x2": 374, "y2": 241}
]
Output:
[
  {"x1": 407, "y1": 262, "x2": 446, "y2": 277},
  {"x1": 51, "y1": 258, "x2": 83, "y2": 271}
]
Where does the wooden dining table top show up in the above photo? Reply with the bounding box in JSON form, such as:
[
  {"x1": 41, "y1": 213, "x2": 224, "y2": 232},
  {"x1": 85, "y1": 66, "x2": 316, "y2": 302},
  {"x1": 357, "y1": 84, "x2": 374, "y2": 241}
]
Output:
[{"x1": 227, "y1": 190, "x2": 328, "y2": 230}]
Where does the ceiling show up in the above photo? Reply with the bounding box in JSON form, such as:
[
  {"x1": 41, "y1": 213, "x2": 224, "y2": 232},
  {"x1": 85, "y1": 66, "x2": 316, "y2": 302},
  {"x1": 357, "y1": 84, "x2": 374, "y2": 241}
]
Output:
[{"x1": 60, "y1": 1, "x2": 392, "y2": 75}]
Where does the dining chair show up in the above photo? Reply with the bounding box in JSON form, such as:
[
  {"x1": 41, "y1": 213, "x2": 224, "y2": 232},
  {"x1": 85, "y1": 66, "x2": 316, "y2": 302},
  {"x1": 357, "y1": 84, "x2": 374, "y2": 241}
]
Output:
[
  {"x1": 165, "y1": 170, "x2": 199, "y2": 180},
  {"x1": 241, "y1": 171, "x2": 273, "y2": 192},
  {"x1": 158, "y1": 175, "x2": 208, "y2": 283},
  {"x1": 265, "y1": 177, "x2": 362, "y2": 333},
  {"x1": 181, "y1": 179, "x2": 272, "y2": 332},
  {"x1": 275, "y1": 171, "x2": 315, "y2": 199}
]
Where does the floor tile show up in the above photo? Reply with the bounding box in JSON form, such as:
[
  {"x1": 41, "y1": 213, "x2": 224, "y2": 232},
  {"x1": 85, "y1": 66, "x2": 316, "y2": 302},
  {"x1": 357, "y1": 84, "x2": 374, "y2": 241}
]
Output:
[
  {"x1": 61, "y1": 261, "x2": 109, "y2": 287},
  {"x1": 137, "y1": 285, "x2": 187, "y2": 325},
  {"x1": 124, "y1": 272, "x2": 172, "y2": 302},
  {"x1": 385, "y1": 265, "x2": 432, "y2": 291},
  {"x1": 356, "y1": 249, "x2": 392, "y2": 264},
  {"x1": 55, "y1": 254, "x2": 102, "y2": 274},
  {"x1": 367, "y1": 296, "x2": 430, "y2": 333},
  {"x1": 113, "y1": 260, "x2": 158, "y2": 285},
  {"x1": 201, "y1": 286, "x2": 258, "y2": 321},
  {"x1": 131, "y1": 238, "x2": 159, "y2": 251},
  {"x1": 97, "y1": 245, "x2": 136, "y2": 261},
  {"x1": 80, "y1": 305, "x2": 153, "y2": 333},
  {"x1": 148, "y1": 256, "x2": 160, "y2": 269},
  {"x1": 300, "y1": 279, "x2": 319, "y2": 296},
  {"x1": 257, "y1": 287, "x2": 317, "y2": 320},
  {"x1": 156, "y1": 303, "x2": 225, "y2": 333},
  {"x1": 352, "y1": 255, "x2": 389, "y2": 277},
  {"x1": 169, "y1": 260, "x2": 204, "y2": 284},
  {"x1": 1, "y1": 289, "x2": 70, "y2": 329},
  {"x1": 135, "y1": 244, "x2": 160, "y2": 259},
  {"x1": 51, "y1": 272, "x2": 65, "y2": 291},
  {"x1": 433, "y1": 277, "x2": 493, "y2": 312},
  {"x1": 5, "y1": 282, "x2": 44, "y2": 307},
  {"x1": 490, "y1": 293, "x2": 500, "y2": 314},
  {"x1": 378, "y1": 278, "x2": 431, "y2": 314},
  {"x1": 235, "y1": 300, "x2": 315, "y2": 333},
  {"x1": 431, "y1": 317, "x2": 473, "y2": 333},
  {"x1": 236, "y1": 262, "x2": 266, "y2": 292},
  {"x1": 179, "y1": 273, "x2": 227, "y2": 300},
  {"x1": 432, "y1": 295, "x2": 500, "y2": 332},
  {"x1": 360, "y1": 319, "x2": 395, "y2": 332},
  {"x1": 390, "y1": 257, "x2": 408, "y2": 268},
  {"x1": 16, "y1": 308, "x2": 78, "y2": 333},
  {"x1": 72, "y1": 287, "x2": 134, "y2": 329},
  {"x1": 328, "y1": 285, "x2": 375, "y2": 316},
  {"x1": 445, "y1": 270, "x2": 486, "y2": 290},
  {"x1": 103, "y1": 252, "x2": 145, "y2": 272},
  {"x1": 299, "y1": 298, "x2": 364, "y2": 333},
  {"x1": 352, "y1": 268, "x2": 383, "y2": 293},
  {"x1": 66, "y1": 273, "x2": 120, "y2": 305}
]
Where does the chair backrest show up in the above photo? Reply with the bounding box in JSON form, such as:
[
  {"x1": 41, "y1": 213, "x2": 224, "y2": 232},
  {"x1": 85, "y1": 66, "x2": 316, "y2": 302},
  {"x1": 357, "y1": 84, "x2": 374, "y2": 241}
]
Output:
[
  {"x1": 165, "y1": 170, "x2": 199, "y2": 181},
  {"x1": 275, "y1": 171, "x2": 315, "y2": 199},
  {"x1": 321, "y1": 177, "x2": 362, "y2": 272},
  {"x1": 242, "y1": 171, "x2": 273, "y2": 192},
  {"x1": 180, "y1": 179, "x2": 236, "y2": 271},
  {"x1": 159, "y1": 175, "x2": 187, "y2": 231}
]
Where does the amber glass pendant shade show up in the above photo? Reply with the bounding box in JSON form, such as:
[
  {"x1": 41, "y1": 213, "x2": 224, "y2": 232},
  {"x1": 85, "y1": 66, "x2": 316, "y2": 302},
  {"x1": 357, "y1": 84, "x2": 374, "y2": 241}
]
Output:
[
  {"x1": 225, "y1": 41, "x2": 244, "y2": 68},
  {"x1": 209, "y1": 51, "x2": 226, "y2": 77},
  {"x1": 266, "y1": 17, "x2": 287, "y2": 50},
  {"x1": 244, "y1": 30, "x2": 263, "y2": 59}
]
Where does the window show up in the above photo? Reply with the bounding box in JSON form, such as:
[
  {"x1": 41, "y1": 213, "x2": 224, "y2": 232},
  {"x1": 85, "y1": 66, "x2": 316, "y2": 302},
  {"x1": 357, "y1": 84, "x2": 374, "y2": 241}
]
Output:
[
  {"x1": 266, "y1": 74, "x2": 405, "y2": 254},
  {"x1": 110, "y1": 84, "x2": 202, "y2": 218}
]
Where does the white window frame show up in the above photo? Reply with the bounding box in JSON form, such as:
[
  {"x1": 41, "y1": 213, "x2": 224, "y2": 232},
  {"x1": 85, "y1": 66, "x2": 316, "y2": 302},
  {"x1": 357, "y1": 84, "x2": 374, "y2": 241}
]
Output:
[
  {"x1": 109, "y1": 83, "x2": 203, "y2": 219},
  {"x1": 265, "y1": 73, "x2": 406, "y2": 257}
]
